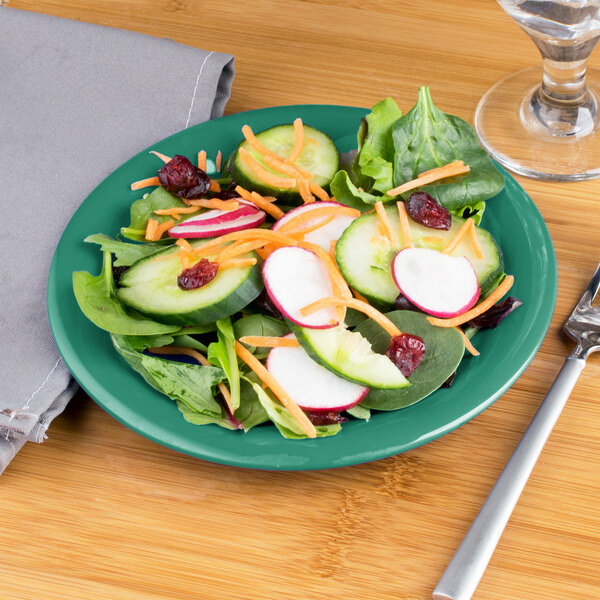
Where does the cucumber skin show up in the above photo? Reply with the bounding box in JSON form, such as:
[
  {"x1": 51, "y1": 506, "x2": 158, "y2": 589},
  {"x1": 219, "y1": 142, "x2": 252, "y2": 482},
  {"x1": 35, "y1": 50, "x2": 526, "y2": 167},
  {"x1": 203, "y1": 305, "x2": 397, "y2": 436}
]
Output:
[
  {"x1": 291, "y1": 324, "x2": 409, "y2": 390},
  {"x1": 120, "y1": 266, "x2": 263, "y2": 326},
  {"x1": 226, "y1": 124, "x2": 340, "y2": 205},
  {"x1": 335, "y1": 206, "x2": 504, "y2": 306}
]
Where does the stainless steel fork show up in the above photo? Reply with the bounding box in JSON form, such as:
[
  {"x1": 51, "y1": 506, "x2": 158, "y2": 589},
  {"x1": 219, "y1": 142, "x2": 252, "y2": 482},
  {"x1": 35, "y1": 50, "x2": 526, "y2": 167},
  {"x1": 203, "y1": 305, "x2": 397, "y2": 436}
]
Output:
[{"x1": 433, "y1": 262, "x2": 600, "y2": 600}]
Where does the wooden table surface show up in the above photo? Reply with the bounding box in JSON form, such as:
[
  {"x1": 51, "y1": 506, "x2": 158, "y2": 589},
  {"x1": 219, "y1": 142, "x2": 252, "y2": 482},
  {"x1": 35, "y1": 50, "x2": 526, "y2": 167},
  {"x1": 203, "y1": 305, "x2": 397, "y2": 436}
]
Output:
[{"x1": 4, "y1": 1, "x2": 600, "y2": 598}]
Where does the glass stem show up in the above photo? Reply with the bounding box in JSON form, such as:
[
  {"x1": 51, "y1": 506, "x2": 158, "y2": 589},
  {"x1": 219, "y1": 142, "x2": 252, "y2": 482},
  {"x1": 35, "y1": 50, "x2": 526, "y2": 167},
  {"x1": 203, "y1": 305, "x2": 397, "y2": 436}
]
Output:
[{"x1": 539, "y1": 56, "x2": 589, "y2": 105}]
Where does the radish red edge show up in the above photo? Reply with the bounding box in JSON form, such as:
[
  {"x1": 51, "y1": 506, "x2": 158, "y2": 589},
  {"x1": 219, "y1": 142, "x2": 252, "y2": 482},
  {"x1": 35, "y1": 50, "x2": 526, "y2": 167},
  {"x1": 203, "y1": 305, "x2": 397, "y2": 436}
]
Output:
[
  {"x1": 262, "y1": 246, "x2": 339, "y2": 329},
  {"x1": 169, "y1": 210, "x2": 266, "y2": 239},
  {"x1": 266, "y1": 334, "x2": 368, "y2": 412},
  {"x1": 392, "y1": 247, "x2": 480, "y2": 318}
]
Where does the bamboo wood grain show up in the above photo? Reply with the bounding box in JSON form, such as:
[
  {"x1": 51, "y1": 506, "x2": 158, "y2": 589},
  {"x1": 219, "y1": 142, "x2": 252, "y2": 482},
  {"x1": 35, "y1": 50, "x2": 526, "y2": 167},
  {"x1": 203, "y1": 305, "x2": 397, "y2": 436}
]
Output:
[{"x1": 4, "y1": 1, "x2": 600, "y2": 598}]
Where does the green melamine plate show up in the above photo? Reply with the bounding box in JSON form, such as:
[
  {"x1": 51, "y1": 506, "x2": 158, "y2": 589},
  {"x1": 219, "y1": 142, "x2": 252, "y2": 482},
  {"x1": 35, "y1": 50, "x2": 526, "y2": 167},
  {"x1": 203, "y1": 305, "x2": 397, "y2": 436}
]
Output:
[{"x1": 47, "y1": 105, "x2": 557, "y2": 470}]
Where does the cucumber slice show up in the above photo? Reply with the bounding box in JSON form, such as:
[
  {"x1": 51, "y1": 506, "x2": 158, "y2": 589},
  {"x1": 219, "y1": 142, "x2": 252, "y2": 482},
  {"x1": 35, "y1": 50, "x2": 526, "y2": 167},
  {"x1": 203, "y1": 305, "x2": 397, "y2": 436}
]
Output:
[
  {"x1": 335, "y1": 206, "x2": 503, "y2": 305},
  {"x1": 227, "y1": 124, "x2": 339, "y2": 203},
  {"x1": 117, "y1": 242, "x2": 262, "y2": 325},
  {"x1": 292, "y1": 324, "x2": 409, "y2": 390}
]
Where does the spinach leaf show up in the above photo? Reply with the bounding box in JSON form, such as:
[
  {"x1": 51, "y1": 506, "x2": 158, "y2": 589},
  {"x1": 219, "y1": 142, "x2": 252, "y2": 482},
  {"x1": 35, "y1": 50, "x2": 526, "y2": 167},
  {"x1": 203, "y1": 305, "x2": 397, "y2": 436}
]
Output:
[
  {"x1": 73, "y1": 251, "x2": 179, "y2": 335},
  {"x1": 117, "y1": 333, "x2": 178, "y2": 350},
  {"x1": 208, "y1": 317, "x2": 241, "y2": 411},
  {"x1": 243, "y1": 377, "x2": 341, "y2": 439},
  {"x1": 329, "y1": 170, "x2": 384, "y2": 210},
  {"x1": 84, "y1": 234, "x2": 164, "y2": 266},
  {"x1": 392, "y1": 87, "x2": 504, "y2": 212},
  {"x1": 354, "y1": 97, "x2": 403, "y2": 193},
  {"x1": 121, "y1": 187, "x2": 197, "y2": 242},
  {"x1": 346, "y1": 404, "x2": 371, "y2": 420},
  {"x1": 355, "y1": 310, "x2": 465, "y2": 410}
]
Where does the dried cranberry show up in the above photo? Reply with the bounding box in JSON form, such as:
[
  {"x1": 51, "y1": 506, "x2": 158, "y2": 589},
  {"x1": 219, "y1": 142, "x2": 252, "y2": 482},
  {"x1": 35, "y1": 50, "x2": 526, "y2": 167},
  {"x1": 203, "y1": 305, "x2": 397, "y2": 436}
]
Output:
[
  {"x1": 253, "y1": 289, "x2": 284, "y2": 320},
  {"x1": 386, "y1": 333, "x2": 426, "y2": 378},
  {"x1": 394, "y1": 294, "x2": 424, "y2": 313},
  {"x1": 212, "y1": 189, "x2": 239, "y2": 200},
  {"x1": 157, "y1": 155, "x2": 211, "y2": 199},
  {"x1": 305, "y1": 411, "x2": 348, "y2": 426},
  {"x1": 112, "y1": 265, "x2": 129, "y2": 287},
  {"x1": 177, "y1": 259, "x2": 219, "y2": 290},
  {"x1": 405, "y1": 192, "x2": 451, "y2": 230},
  {"x1": 441, "y1": 371, "x2": 456, "y2": 388}
]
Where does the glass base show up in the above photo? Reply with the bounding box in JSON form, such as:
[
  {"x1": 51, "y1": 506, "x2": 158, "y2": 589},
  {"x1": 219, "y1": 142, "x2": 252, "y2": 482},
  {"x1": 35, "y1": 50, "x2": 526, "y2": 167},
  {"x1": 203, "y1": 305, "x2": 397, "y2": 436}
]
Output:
[{"x1": 475, "y1": 66, "x2": 600, "y2": 181}]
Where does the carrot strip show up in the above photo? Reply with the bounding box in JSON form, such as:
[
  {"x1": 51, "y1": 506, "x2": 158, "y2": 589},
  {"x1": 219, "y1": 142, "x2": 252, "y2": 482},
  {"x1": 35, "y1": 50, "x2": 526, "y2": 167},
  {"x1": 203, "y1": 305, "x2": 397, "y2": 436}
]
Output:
[
  {"x1": 184, "y1": 198, "x2": 239, "y2": 211},
  {"x1": 427, "y1": 275, "x2": 515, "y2": 328},
  {"x1": 300, "y1": 297, "x2": 401, "y2": 338},
  {"x1": 198, "y1": 150, "x2": 207, "y2": 171},
  {"x1": 351, "y1": 288, "x2": 370, "y2": 304},
  {"x1": 234, "y1": 186, "x2": 284, "y2": 218},
  {"x1": 216, "y1": 150, "x2": 222, "y2": 172},
  {"x1": 131, "y1": 176, "x2": 160, "y2": 191},
  {"x1": 145, "y1": 218, "x2": 159, "y2": 241},
  {"x1": 241, "y1": 125, "x2": 284, "y2": 162},
  {"x1": 297, "y1": 177, "x2": 315, "y2": 203},
  {"x1": 148, "y1": 346, "x2": 234, "y2": 413},
  {"x1": 209, "y1": 180, "x2": 222, "y2": 192},
  {"x1": 442, "y1": 219, "x2": 473, "y2": 255},
  {"x1": 176, "y1": 239, "x2": 194, "y2": 253},
  {"x1": 217, "y1": 258, "x2": 257, "y2": 269},
  {"x1": 263, "y1": 154, "x2": 314, "y2": 180},
  {"x1": 298, "y1": 241, "x2": 352, "y2": 300},
  {"x1": 239, "y1": 336, "x2": 300, "y2": 348},
  {"x1": 468, "y1": 220, "x2": 484, "y2": 260},
  {"x1": 216, "y1": 240, "x2": 266, "y2": 262},
  {"x1": 396, "y1": 201, "x2": 413, "y2": 248},
  {"x1": 239, "y1": 147, "x2": 297, "y2": 188},
  {"x1": 286, "y1": 118, "x2": 304, "y2": 163},
  {"x1": 422, "y1": 235, "x2": 444, "y2": 244},
  {"x1": 329, "y1": 240, "x2": 336, "y2": 262},
  {"x1": 154, "y1": 206, "x2": 200, "y2": 219},
  {"x1": 288, "y1": 215, "x2": 336, "y2": 239},
  {"x1": 456, "y1": 327, "x2": 480, "y2": 356},
  {"x1": 187, "y1": 229, "x2": 299, "y2": 258},
  {"x1": 387, "y1": 160, "x2": 470, "y2": 196},
  {"x1": 308, "y1": 181, "x2": 330, "y2": 202},
  {"x1": 150, "y1": 151, "x2": 171, "y2": 163},
  {"x1": 152, "y1": 219, "x2": 174, "y2": 240},
  {"x1": 375, "y1": 201, "x2": 399, "y2": 247},
  {"x1": 255, "y1": 247, "x2": 270, "y2": 261},
  {"x1": 278, "y1": 205, "x2": 360, "y2": 233},
  {"x1": 234, "y1": 341, "x2": 316, "y2": 438}
]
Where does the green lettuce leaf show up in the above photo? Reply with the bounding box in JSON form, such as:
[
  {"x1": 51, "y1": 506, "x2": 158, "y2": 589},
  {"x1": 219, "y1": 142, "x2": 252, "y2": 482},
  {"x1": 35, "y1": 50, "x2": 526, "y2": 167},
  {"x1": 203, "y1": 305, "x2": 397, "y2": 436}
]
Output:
[
  {"x1": 392, "y1": 87, "x2": 504, "y2": 212},
  {"x1": 329, "y1": 170, "x2": 384, "y2": 210},
  {"x1": 208, "y1": 317, "x2": 241, "y2": 411},
  {"x1": 84, "y1": 233, "x2": 164, "y2": 266},
  {"x1": 346, "y1": 404, "x2": 371, "y2": 420}
]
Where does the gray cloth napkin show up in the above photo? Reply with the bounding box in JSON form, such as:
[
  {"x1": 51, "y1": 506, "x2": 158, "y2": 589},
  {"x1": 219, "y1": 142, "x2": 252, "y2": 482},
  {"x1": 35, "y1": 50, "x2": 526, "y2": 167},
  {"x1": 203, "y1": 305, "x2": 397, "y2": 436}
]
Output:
[{"x1": 0, "y1": 7, "x2": 234, "y2": 473}]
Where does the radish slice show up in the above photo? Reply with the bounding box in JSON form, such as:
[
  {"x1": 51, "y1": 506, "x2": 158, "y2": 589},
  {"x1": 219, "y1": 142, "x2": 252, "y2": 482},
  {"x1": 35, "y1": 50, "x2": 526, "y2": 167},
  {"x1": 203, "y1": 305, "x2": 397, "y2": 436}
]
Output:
[
  {"x1": 175, "y1": 204, "x2": 258, "y2": 227},
  {"x1": 169, "y1": 210, "x2": 266, "y2": 238},
  {"x1": 267, "y1": 335, "x2": 368, "y2": 412},
  {"x1": 263, "y1": 246, "x2": 338, "y2": 329},
  {"x1": 392, "y1": 247, "x2": 480, "y2": 318},
  {"x1": 272, "y1": 201, "x2": 356, "y2": 250}
]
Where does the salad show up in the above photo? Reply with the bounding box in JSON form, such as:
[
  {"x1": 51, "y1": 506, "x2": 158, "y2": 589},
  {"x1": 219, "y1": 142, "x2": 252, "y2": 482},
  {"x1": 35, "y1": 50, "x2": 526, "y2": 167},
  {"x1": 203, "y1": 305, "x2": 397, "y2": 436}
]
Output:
[{"x1": 73, "y1": 87, "x2": 521, "y2": 440}]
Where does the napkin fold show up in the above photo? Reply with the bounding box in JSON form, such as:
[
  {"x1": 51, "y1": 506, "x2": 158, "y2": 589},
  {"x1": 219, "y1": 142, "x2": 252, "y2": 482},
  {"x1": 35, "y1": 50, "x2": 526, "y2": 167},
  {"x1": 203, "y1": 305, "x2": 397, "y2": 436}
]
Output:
[{"x1": 0, "y1": 7, "x2": 235, "y2": 473}]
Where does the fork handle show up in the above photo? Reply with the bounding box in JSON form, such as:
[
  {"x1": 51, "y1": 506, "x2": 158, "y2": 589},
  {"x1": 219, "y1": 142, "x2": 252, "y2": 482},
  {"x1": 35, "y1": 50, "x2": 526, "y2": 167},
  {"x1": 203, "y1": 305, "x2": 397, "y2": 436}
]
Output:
[{"x1": 433, "y1": 355, "x2": 586, "y2": 600}]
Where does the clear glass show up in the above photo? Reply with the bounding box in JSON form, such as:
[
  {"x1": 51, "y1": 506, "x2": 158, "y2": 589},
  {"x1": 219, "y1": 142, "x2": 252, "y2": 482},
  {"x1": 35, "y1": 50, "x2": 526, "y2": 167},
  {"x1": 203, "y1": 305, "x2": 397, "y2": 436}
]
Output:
[{"x1": 475, "y1": 1, "x2": 600, "y2": 180}]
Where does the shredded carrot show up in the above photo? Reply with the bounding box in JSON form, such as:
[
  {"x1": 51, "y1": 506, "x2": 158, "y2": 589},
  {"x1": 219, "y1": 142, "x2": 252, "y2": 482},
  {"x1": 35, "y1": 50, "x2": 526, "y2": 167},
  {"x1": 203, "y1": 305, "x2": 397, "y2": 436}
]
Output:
[
  {"x1": 154, "y1": 206, "x2": 200, "y2": 220},
  {"x1": 234, "y1": 341, "x2": 316, "y2": 438},
  {"x1": 150, "y1": 151, "x2": 171, "y2": 163},
  {"x1": 216, "y1": 240, "x2": 267, "y2": 262},
  {"x1": 217, "y1": 258, "x2": 258, "y2": 269},
  {"x1": 455, "y1": 327, "x2": 480, "y2": 356},
  {"x1": 239, "y1": 336, "x2": 300, "y2": 348},
  {"x1": 301, "y1": 297, "x2": 401, "y2": 338},
  {"x1": 176, "y1": 239, "x2": 194, "y2": 252},
  {"x1": 151, "y1": 219, "x2": 174, "y2": 240},
  {"x1": 241, "y1": 125, "x2": 284, "y2": 163},
  {"x1": 198, "y1": 150, "x2": 207, "y2": 171},
  {"x1": 351, "y1": 288, "x2": 370, "y2": 304},
  {"x1": 468, "y1": 220, "x2": 484, "y2": 260},
  {"x1": 375, "y1": 201, "x2": 399, "y2": 247},
  {"x1": 427, "y1": 275, "x2": 515, "y2": 328},
  {"x1": 255, "y1": 247, "x2": 270, "y2": 261},
  {"x1": 306, "y1": 138, "x2": 318, "y2": 146},
  {"x1": 298, "y1": 177, "x2": 315, "y2": 203},
  {"x1": 396, "y1": 201, "x2": 413, "y2": 248},
  {"x1": 131, "y1": 176, "x2": 160, "y2": 191},
  {"x1": 239, "y1": 147, "x2": 297, "y2": 188},
  {"x1": 184, "y1": 198, "x2": 239, "y2": 211},
  {"x1": 288, "y1": 215, "x2": 336, "y2": 239},
  {"x1": 329, "y1": 240, "x2": 336, "y2": 262},
  {"x1": 234, "y1": 186, "x2": 284, "y2": 218},
  {"x1": 216, "y1": 150, "x2": 222, "y2": 172},
  {"x1": 286, "y1": 118, "x2": 304, "y2": 163},
  {"x1": 148, "y1": 346, "x2": 234, "y2": 412},
  {"x1": 263, "y1": 154, "x2": 313, "y2": 180},
  {"x1": 298, "y1": 241, "x2": 352, "y2": 300},
  {"x1": 145, "y1": 218, "x2": 159, "y2": 241},
  {"x1": 278, "y1": 205, "x2": 360, "y2": 234},
  {"x1": 209, "y1": 180, "x2": 221, "y2": 192},
  {"x1": 422, "y1": 235, "x2": 444, "y2": 245},
  {"x1": 308, "y1": 181, "x2": 330, "y2": 202},
  {"x1": 442, "y1": 219, "x2": 473, "y2": 255},
  {"x1": 387, "y1": 160, "x2": 470, "y2": 196}
]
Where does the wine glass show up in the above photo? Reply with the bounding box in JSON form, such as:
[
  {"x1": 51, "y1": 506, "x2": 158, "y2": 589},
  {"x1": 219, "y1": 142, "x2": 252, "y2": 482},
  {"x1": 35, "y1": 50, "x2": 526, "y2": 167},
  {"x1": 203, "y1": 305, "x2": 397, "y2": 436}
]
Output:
[{"x1": 475, "y1": 0, "x2": 600, "y2": 180}]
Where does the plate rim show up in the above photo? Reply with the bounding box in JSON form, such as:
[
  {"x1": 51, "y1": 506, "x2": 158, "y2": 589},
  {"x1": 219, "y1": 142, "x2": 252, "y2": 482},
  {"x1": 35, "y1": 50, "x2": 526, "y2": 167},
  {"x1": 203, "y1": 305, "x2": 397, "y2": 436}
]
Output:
[{"x1": 47, "y1": 103, "x2": 557, "y2": 471}]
